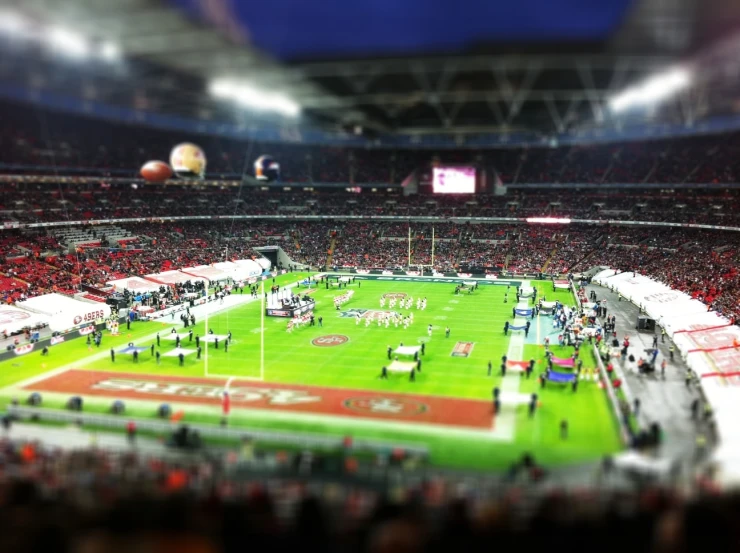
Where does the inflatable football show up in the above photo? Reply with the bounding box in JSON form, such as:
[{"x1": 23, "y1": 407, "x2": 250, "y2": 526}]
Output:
[{"x1": 140, "y1": 160, "x2": 172, "y2": 183}]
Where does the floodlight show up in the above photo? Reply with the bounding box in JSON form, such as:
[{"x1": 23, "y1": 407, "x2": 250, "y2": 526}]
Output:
[
  {"x1": 209, "y1": 78, "x2": 300, "y2": 117},
  {"x1": 609, "y1": 66, "x2": 692, "y2": 113},
  {"x1": 0, "y1": 10, "x2": 30, "y2": 37},
  {"x1": 100, "y1": 41, "x2": 121, "y2": 62},
  {"x1": 48, "y1": 27, "x2": 90, "y2": 59}
]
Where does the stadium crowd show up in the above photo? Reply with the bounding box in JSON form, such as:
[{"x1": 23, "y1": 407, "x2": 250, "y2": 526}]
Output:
[
  {"x1": 0, "y1": 435, "x2": 729, "y2": 553},
  {"x1": 0, "y1": 218, "x2": 738, "y2": 323},
  {"x1": 2, "y1": 183, "x2": 739, "y2": 227}
]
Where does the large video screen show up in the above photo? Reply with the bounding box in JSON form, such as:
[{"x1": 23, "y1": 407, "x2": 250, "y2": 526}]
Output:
[{"x1": 432, "y1": 166, "x2": 476, "y2": 194}]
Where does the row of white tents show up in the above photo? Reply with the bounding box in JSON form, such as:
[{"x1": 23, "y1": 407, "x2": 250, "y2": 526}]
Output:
[
  {"x1": 1, "y1": 293, "x2": 112, "y2": 335},
  {"x1": 0, "y1": 258, "x2": 272, "y2": 335},
  {"x1": 106, "y1": 258, "x2": 270, "y2": 293},
  {"x1": 593, "y1": 269, "x2": 740, "y2": 486}
]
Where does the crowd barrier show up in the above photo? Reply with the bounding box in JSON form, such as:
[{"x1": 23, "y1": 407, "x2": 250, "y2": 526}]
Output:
[{"x1": 6, "y1": 406, "x2": 430, "y2": 458}]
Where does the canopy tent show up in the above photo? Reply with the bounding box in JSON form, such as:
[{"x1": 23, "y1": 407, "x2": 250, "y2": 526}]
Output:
[
  {"x1": 593, "y1": 268, "x2": 617, "y2": 281},
  {"x1": 180, "y1": 265, "x2": 230, "y2": 283},
  {"x1": 661, "y1": 310, "x2": 729, "y2": 336},
  {"x1": 232, "y1": 259, "x2": 263, "y2": 278},
  {"x1": 106, "y1": 276, "x2": 160, "y2": 294},
  {"x1": 0, "y1": 305, "x2": 48, "y2": 335},
  {"x1": 594, "y1": 271, "x2": 709, "y2": 323},
  {"x1": 594, "y1": 267, "x2": 740, "y2": 487},
  {"x1": 145, "y1": 270, "x2": 207, "y2": 286},
  {"x1": 212, "y1": 262, "x2": 254, "y2": 281},
  {"x1": 17, "y1": 293, "x2": 111, "y2": 332},
  {"x1": 393, "y1": 345, "x2": 421, "y2": 357},
  {"x1": 255, "y1": 257, "x2": 272, "y2": 271}
]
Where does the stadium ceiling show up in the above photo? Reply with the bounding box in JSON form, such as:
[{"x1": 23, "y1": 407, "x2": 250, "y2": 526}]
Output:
[{"x1": 8, "y1": 0, "x2": 740, "y2": 136}]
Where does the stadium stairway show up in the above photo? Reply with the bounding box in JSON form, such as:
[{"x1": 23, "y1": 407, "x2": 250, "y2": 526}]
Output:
[
  {"x1": 326, "y1": 235, "x2": 337, "y2": 266},
  {"x1": 567, "y1": 247, "x2": 600, "y2": 273},
  {"x1": 540, "y1": 246, "x2": 559, "y2": 273}
]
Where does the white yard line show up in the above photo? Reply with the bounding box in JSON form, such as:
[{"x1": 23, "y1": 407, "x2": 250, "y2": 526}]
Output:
[{"x1": 488, "y1": 283, "x2": 530, "y2": 441}]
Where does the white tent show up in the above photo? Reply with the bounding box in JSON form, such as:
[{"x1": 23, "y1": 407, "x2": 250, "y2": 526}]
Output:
[
  {"x1": 17, "y1": 293, "x2": 111, "y2": 331},
  {"x1": 145, "y1": 270, "x2": 207, "y2": 286},
  {"x1": 181, "y1": 265, "x2": 230, "y2": 283},
  {"x1": 232, "y1": 259, "x2": 263, "y2": 278},
  {"x1": 595, "y1": 268, "x2": 740, "y2": 487},
  {"x1": 0, "y1": 305, "x2": 48, "y2": 335},
  {"x1": 212, "y1": 261, "x2": 254, "y2": 281},
  {"x1": 106, "y1": 276, "x2": 161, "y2": 294},
  {"x1": 255, "y1": 257, "x2": 271, "y2": 270}
]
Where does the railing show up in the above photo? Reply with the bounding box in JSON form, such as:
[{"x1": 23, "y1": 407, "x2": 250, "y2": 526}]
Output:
[
  {"x1": 569, "y1": 280, "x2": 632, "y2": 446},
  {"x1": 6, "y1": 405, "x2": 430, "y2": 457},
  {"x1": 3, "y1": 213, "x2": 739, "y2": 233}
]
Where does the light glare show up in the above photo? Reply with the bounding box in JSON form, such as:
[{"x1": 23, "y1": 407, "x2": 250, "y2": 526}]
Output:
[
  {"x1": 48, "y1": 27, "x2": 90, "y2": 59},
  {"x1": 209, "y1": 78, "x2": 300, "y2": 117},
  {"x1": 100, "y1": 41, "x2": 121, "y2": 62},
  {"x1": 609, "y1": 67, "x2": 691, "y2": 113}
]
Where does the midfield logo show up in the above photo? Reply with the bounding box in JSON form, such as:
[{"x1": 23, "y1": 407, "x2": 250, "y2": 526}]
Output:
[
  {"x1": 343, "y1": 397, "x2": 428, "y2": 416},
  {"x1": 339, "y1": 308, "x2": 400, "y2": 320}
]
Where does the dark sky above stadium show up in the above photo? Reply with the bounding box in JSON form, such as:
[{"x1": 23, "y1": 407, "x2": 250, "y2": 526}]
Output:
[{"x1": 173, "y1": 0, "x2": 633, "y2": 60}]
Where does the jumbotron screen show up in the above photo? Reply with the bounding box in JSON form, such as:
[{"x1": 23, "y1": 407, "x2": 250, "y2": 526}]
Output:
[{"x1": 432, "y1": 166, "x2": 476, "y2": 194}]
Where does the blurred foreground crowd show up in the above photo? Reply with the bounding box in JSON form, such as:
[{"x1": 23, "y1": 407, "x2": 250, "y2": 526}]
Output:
[{"x1": 0, "y1": 437, "x2": 734, "y2": 553}]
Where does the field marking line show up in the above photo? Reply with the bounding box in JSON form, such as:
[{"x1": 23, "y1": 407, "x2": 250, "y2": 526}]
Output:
[{"x1": 488, "y1": 281, "x2": 530, "y2": 441}]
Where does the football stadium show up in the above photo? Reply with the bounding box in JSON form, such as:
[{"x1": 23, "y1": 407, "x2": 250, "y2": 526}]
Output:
[{"x1": 0, "y1": 0, "x2": 739, "y2": 549}]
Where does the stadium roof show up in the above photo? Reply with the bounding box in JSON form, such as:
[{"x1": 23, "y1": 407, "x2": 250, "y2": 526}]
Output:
[{"x1": 5, "y1": 0, "x2": 740, "y2": 136}]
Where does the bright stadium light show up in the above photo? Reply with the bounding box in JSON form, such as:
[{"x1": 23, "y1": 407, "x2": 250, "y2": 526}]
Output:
[
  {"x1": 209, "y1": 78, "x2": 301, "y2": 117},
  {"x1": 609, "y1": 67, "x2": 692, "y2": 113},
  {"x1": 0, "y1": 9, "x2": 31, "y2": 37},
  {"x1": 47, "y1": 27, "x2": 90, "y2": 59},
  {"x1": 100, "y1": 41, "x2": 121, "y2": 62}
]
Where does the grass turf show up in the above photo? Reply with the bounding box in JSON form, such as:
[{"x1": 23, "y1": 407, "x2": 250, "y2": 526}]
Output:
[{"x1": 0, "y1": 273, "x2": 623, "y2": 470}]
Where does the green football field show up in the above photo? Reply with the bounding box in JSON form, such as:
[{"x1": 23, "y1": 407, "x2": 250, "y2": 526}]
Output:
[{"x1": 0, "y1": 272, "x2": 623, "y2": 470}]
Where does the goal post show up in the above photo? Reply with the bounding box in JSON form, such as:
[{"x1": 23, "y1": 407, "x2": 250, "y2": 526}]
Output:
[{"x1": 204, "y1": 278, "x2": 265, "y2": 381}]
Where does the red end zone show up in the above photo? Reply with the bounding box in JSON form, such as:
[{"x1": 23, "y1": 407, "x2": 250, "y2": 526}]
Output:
[{"x1": 24, "y1": 370, "x2": 493, "y2": 430}]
